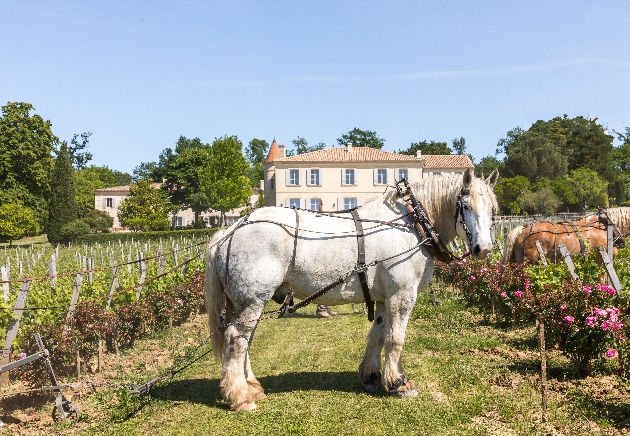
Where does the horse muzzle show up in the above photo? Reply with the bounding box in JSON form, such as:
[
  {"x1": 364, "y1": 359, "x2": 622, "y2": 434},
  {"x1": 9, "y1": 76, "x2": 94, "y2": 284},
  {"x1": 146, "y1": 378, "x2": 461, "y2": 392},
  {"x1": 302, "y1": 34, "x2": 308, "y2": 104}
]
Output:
[{"x1": 472, "y1": 243, "x2": 491, "y2": 259}]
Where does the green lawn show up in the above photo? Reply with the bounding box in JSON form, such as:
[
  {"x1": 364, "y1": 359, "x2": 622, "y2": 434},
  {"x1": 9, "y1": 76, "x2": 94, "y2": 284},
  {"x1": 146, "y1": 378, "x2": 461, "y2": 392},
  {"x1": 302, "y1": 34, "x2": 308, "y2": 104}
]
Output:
[
  {"x1": 0, "y1": 234, "x2": 49, "y2": 248},
  {"x1": 6, "y1": 288, "x2": 630, "y2": 435}
]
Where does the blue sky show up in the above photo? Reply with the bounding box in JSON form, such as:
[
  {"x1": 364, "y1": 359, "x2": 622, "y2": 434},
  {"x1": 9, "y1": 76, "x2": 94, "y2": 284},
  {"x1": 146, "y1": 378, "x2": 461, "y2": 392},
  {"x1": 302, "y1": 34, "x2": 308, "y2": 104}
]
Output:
[{"x1": 2, "y1": 1, "x2": 629, "y2": 174}]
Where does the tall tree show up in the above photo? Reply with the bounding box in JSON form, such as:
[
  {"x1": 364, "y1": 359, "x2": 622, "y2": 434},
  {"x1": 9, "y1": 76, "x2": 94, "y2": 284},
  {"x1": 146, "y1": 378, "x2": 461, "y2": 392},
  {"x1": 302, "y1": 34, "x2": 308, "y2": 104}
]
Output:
[
  {"x1": 399, "y1": 140, "x2": 452, "y2": 155},
  {"x1": 290, "y1": 136, "x2": 326, "y2": 155},
  {"x1": 67, "y1": 131, "x2": 93, "y2": 169},
  {"x1": 0, "y1": 102, "x2": 56, "y2": 227},
  {"x1": 201, "y1": 136, "x2": 251, "y2": 227},
  {"x1": 158, "y1": 136, "x2": 213, "y2": 226},
  {"x1": 117, "y1": 180, "x2": 172, "y2": 231},
  {"x1": 451, "y1": 137, "x2": 467, "y2": 155},
  {"x1": 474, "y1": 156, "x2": 504, "y2": 178},
  {"x1": 565, "y1": 168, "x2": 609, "y2": 211},
  {"x1": 245, "y1": 138, "x2": 269, "y2": 187},
  {"x1": 494, "y1": 176, "x2": 530, "y2": 215},
  {"x1": 337, "y1": 128, "x2": 385, "y2": 149},
  {"x1": 48, "y1": 142, "x2": 77, "y2": 245},
  {"x1": 132, "y1": 161, "x2": 160, "y2": 182}
]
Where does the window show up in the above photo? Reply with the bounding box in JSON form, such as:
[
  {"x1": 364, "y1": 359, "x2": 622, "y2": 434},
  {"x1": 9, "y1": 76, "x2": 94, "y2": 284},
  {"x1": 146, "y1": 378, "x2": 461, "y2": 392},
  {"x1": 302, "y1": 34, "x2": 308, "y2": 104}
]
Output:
[
  {"x1": 377, "y1": 169, "x2": 387, "y2": 184},
  {"x1": 309, "y1": 169, "x2": 320, "y2": 185},
  {"x1": 344, "y1": 169, "x2": 355, "y2": 185},
  {"x1": 433, "y1": 172, "x2": 441, "y2": 176},
  {"x1": 270, "y1": 175, "x2": 275, "y2": 189},
  {"x1": 343, "y1": 198, "x2": 357, "y2": 210},
  {"x1": 176, "y1": 216, "x2": 184, "y2": 227},
  {"x1": 309, "y1": 199, "x2": 322, "y2": 211},
  {"x1": 398, "y1": 169, "x2": 408, "y2": 181},
  {"x1": 288, "y1": 169, "x2": 300, "y2": 185},
  {"x1": 106, "y1": 198, "x2": 113, "y2": 208},
  {"x1": 289, "y1": 199, "x2": 301, "y2": 209}
]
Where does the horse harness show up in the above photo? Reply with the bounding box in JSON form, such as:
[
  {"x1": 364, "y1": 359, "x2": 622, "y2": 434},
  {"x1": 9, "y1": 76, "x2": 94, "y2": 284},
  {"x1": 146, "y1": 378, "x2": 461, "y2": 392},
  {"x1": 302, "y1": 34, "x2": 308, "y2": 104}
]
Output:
[{"x1": 219, "y1": 178, "x2": 472, "y2": 325}]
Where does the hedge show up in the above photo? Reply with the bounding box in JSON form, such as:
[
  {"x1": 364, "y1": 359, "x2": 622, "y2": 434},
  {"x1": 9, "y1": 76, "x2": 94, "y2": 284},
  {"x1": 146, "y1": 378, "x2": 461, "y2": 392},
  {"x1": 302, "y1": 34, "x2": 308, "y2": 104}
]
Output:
[{"x1": 73, "y1": 228, "x2": 220, "y2": 245}]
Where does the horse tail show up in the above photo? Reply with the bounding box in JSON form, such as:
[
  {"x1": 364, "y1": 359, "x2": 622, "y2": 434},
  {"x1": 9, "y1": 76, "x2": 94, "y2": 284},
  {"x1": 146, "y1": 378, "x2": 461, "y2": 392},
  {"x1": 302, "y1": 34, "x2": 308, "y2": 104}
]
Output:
[
  {"x1": 205, "y1": 229, "x2": 232, "y2": 362},
  {"x1": 501, "y1": 225, "x2": 524, "y2": 263}
]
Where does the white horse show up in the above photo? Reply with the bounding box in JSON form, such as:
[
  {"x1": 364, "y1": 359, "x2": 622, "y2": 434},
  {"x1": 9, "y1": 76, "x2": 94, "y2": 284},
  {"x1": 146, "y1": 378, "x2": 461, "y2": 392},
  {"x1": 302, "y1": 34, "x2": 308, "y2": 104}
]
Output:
[{"x1": 205, "y1": 169, "x2": 499, "y2": 411}]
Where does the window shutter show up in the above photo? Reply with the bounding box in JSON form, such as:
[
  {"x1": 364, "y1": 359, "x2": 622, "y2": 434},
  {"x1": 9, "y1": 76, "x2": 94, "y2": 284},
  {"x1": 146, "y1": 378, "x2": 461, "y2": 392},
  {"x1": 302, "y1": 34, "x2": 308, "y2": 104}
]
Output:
[
  {"x1": 341, "y1": 169, "x2": 345, "y2": 185},
  {"x1": 388, "y1": 169, "x2": 394, "y2": 184},
  {"x1": 318, "y1": 169, "x2": 323, "y2": 186},
  {"x1": 305, "y1": 198, "x2": 311, "y2": 210},
  {"x1": 337, "y1": 197, "x2": 344, "y2": 211},
  {"x1": 306, "y1": 169, "x2": 311, "y2": 185},
  {"x1": 357, "y1": 197, "x2": 363, "y2": 207},
  {"x1": 285, "y1": 170, "x2": 290, "y2": 186},
  {"x1": 284, "y1": 198, "x2": 290, "y2": 207},
  {"x1": 373, "y1": 168, "x2": 379, "y2": 184},
  {"x1": 102, "y1": 198, "x2": 106, "y2": 208}
]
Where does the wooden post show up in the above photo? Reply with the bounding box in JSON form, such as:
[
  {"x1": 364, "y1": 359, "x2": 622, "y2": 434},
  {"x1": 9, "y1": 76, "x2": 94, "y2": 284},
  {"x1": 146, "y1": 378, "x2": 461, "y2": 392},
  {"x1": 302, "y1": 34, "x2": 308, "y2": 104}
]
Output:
[
  {"x1": 1, "y1": 280, "x2": 31, "y2": 386},
  {"x1": 64, "y1": 274, "x2": 84, "y2": 328},
  {"x1": 106, "y1": 266, "x2": 120, "y2": 312},
  {"x1": 597, "y1": 247, "x2": 623, "y2": 294},
  {"x1": 158, "y1": 250, "x2": 165, "y2": 276},
  {"x1": 535, "y1": 241, "x2": 548, "y2": 266},
  {"x1": 173, "y1": 245, "x2": 179, "y2": 267},
  {"x1": 49, "y1": 255, "x2": 57, "y2": 287},
  {"x1": 537, "y1": 316, "x2": 548, "y2": 423},
  {"x1": 136, "y1": 252, "x2": 146, "y2": 300},
  {"x1": 1, "y1": 266, "x2": 8, "y2": 303},
  {"x1": 127, "y1": 253, "x2": 132, "y2": 274},
  {"x1": 558, "y1": 243, "x2": 578, "y2": 280}
]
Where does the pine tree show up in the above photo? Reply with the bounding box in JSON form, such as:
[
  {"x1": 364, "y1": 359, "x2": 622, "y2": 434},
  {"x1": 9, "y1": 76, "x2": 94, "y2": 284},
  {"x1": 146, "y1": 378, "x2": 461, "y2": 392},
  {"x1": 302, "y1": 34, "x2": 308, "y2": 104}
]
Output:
[{"x1": 48, "y1": 142, "x2": 77, "y2": 245}]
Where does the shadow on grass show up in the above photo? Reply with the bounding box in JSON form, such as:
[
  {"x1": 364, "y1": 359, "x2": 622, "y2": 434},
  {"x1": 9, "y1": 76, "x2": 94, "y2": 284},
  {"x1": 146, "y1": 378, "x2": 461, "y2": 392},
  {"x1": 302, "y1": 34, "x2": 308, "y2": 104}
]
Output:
[{"x1": 150, "y1": 370, "x2": 364, "y2": 408}]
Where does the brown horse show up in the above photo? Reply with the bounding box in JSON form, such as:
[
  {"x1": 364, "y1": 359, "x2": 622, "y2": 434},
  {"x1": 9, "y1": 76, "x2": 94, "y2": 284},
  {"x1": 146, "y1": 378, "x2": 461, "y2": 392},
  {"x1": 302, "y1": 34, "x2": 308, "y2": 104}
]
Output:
[{"x1": 502, "y1": 207, "x2": 630, "y2": 264}]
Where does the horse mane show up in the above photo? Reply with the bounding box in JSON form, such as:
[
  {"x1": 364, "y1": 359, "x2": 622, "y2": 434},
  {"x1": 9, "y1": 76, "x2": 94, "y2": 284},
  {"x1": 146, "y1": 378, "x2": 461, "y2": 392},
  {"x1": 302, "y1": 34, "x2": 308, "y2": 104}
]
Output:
[
  {"x1": 606, "y1": 207, "x2": 630, "y2": 237},
  {"x1": 362, "y1": 173, "x2": 498, "y2": 236}
]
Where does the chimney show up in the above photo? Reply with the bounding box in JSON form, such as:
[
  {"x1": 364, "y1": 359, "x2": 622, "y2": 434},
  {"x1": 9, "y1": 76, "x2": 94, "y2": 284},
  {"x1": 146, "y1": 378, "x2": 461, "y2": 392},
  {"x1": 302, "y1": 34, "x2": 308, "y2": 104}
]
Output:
[
  {"x1": 416, "y1": 150, "x2": 422, "y2": 158},
  {"x1": 347, "y1": 141, "x2": 353, "y2": 153},
  {"x1": 278, "y1": 145, "x2": 287, "y2": 158}
]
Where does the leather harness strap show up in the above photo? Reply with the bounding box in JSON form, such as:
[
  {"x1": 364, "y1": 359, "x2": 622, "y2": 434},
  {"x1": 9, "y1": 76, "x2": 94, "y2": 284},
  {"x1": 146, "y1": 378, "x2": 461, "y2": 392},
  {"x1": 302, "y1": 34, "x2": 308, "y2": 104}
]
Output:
[{"x1": 350, "y1": 209, "x2": 375, "y2": 322}]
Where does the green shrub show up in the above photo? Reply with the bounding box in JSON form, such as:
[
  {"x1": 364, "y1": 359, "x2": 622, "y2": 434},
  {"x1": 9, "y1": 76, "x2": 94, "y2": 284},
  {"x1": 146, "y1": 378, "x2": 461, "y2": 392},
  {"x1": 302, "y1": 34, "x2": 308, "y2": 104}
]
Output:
[
  {"x1": 80, "y1": 209, "x2": 113, "y2": 232},
  {"x1": 59, "y1": 220, "x2": 91, "y2": 244}
]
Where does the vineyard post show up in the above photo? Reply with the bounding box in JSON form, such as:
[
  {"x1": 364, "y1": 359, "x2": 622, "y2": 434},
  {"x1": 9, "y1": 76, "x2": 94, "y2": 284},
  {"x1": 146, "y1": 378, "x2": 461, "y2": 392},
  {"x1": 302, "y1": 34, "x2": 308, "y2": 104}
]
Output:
[
  {"x1": 136, "y1": 252, "x2": 146, "y2": 300},
  {"x1": 558, "y1": 243, "x2": 578, "y2": 280},
  {"x1": 535, "y1": 241, "x2": 548, "y2": 266},
  {"x1": 174, "y1": 244, "x2": 179, "y2": 266},
  {"x1": 49, "y1": 255, "x2": 57, "y2": 287},
  {"x1": 158, "y1": 250, "x2": 165, "y2": 276},
  {"x1": 536, "y1": 315, "x2": 548, "y2": 422},
  {"x1": 1, "y1": 266, "x2": 8, "y2": 302},
  {"x1": 18, "y1": 261, "x2": 22, "y2": 277},
  {"x1": 0, "y1": 280, "x2": 31, "y2": 386},
  {"x1": 88, "y1": 257, "x2": 94, "y2": 284},
  {"x1": 6, "y1": 258, "x2": 9, "y2": 280},
  {"x1": 64, "y1": 273, "x2": 84, "y2": 328}
]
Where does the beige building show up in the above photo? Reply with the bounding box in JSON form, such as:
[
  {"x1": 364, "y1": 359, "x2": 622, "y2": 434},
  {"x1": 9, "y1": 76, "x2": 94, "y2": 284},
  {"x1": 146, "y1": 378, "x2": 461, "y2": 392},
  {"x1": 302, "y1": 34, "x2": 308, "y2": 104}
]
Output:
[
  {"x1": 94, "y1": 185, "x2": 260, "y2": 231},
  {"x1": 263, "y1": 140, "x2": 474, "y2": 210}
]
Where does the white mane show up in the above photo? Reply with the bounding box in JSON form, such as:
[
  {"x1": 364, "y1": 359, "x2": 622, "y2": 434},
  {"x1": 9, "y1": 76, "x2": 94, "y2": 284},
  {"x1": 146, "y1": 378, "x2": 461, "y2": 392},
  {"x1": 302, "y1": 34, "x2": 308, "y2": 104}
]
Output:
[{"x1": 606, "y1": 207, "x2": 630, "y2": 237}]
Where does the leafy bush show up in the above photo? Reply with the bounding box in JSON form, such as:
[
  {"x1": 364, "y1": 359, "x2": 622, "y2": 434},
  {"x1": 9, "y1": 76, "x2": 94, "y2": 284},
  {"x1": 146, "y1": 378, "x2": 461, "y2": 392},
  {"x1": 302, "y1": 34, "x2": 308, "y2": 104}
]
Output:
[
  {"x1": 80, "y1": 209, "x2": 113, "y2": 232},
  {"x1": 59, "y1": 220, "x2": 91, "y2": 244}
]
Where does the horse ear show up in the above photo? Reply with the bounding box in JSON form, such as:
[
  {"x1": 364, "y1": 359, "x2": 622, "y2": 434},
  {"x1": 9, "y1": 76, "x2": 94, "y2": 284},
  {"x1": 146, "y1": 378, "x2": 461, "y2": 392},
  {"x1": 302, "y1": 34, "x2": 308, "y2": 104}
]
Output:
[
  {"x1": 462, "y1": 168, "x2": 473, "y2": 188},
  {"x1": 485, "y1": 169, "x2": 499, "y2": 189}
]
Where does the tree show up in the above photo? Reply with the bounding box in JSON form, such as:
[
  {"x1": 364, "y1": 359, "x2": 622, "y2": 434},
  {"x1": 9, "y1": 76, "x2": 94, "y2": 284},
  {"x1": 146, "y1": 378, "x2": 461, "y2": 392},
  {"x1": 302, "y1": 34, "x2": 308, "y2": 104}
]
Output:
[
  {"x1": 0, "y1": 102, "x2": 56, "y2": 227},
  {"x1": 290, "y1": 136, "x2": 326, "y2": 155},
  {"x1": 201, "y1": 136, "x2": 251, "y2": 227},
  {"x1": 612, "y1": 127, "x2": 630, "y2": 203},
  {"x1": 337, "y1": 128, "x2": 385, "y2": 149},
  {"x1": 565, "y1": 168, "x2": 608, "y2": 211},
  {"x1": 117, "y1": 180, "x2": 172, "y2": 231},
  {"x1": 158, "y1": 136, "x2": 213, "y2": 226},
  {"x1": 497, "y1": 127, "x2": 567, "y2": 182},
  {"x1": 474, "y1": 156, "x2": 504, "y2": 178},
  {"x1": 59, "y1": 220, "x2": 90, "y2": 244},
  {"x1": 451, "y1": 137, "x2": 467, "y2": 155},
  {"x1": 75, "y1": 165, "x2": 132, "y2": 217},
  {"x1": 80, "y1": 209, "x2": 113, "y2": 233},
  {"x1": 0, "y1": 203, "x2": 39, "y2": 245},
  {"x1": 67, "y1": 131, "x2": 93, "y2": 169},
  {"x1": 521, "y1": 187, "x2": 560, "y2": 215},
  {"x1": 245, "y1": 138, "x2": 269, "y2": 187},
  {"x1": 48, "y1": 142, "x2": 77, "y2": 245},
  {"x1": 494, "y1": 176, "x2": 530, "y2": 215},
  {"x1": 399, "y1": 140, "x2": 452, "y2": 156},
  {"x1": 132, "y1": 161, "x2": 160, "y2": 182}
]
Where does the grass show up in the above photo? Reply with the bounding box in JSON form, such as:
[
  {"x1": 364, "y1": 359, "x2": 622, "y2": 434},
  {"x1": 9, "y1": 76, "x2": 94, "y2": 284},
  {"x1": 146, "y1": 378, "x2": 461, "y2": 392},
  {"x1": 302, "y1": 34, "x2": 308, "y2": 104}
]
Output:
[
  {"x1": 0, "y1": 234, "x2": 49, "y2": 248},
  {"x1": 4, "y1": 286, "x2": 630, "y2": 435}
]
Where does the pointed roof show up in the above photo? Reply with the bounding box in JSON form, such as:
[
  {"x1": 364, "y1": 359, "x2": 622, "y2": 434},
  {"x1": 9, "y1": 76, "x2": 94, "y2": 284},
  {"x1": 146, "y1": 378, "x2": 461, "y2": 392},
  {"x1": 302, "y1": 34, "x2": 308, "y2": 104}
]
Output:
[{"x1": 264, "y1": 138, "x2": 280, "y2": 163}]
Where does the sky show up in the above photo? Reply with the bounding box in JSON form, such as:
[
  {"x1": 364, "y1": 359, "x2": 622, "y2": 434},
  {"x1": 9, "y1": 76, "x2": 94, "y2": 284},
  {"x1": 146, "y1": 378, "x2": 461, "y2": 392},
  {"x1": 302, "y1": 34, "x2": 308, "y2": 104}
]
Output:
[{"x1": 1, "y1": 1, "x2": 629, "y2": 175}]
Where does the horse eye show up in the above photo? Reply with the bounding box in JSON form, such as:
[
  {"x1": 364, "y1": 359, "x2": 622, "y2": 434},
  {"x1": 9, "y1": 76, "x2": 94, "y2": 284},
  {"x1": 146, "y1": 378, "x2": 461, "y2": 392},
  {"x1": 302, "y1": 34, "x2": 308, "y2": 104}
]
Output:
[{"x1": 463, "y1": 204, "x2": 470, "y2": 211}]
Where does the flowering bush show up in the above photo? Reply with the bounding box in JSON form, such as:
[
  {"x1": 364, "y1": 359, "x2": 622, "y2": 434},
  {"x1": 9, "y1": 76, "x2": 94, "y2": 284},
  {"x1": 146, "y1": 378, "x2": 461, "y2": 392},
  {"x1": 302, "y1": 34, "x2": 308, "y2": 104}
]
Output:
[{"x1": 436, "y1": 252, "x2": 629, "y2": 376}]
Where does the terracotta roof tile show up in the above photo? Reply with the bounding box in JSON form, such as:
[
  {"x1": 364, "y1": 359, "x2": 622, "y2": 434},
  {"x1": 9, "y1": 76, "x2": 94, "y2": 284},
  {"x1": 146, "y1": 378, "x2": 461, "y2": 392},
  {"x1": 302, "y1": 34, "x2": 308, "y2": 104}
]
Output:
[
  {"x1": 276, "y1": 147, "x2": 421, "y2": 162},
  {"x1": 423, "y1": 154, "x2": 474, "y2": 169}
]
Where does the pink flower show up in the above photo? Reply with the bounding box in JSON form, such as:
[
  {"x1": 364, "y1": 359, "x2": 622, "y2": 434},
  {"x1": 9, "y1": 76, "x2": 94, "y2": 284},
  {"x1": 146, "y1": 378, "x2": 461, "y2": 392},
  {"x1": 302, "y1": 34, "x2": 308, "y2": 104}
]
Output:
[
  {"x1": 470, "y1": 275, "x2": 476, "y2": 280},
  {"x1": 606, "y1": 349, "x2": 616, "y2": 358},
  {"x1": 514, "y1": 291, "x2": 523, "y2": 298},
  {"x1": 524, "y1": 282, "x2": 530, "y2": 288},
  {"x1": 560, "y1": 305, "x2": 567, "y2": 310},
  {"x1": 583, "y1": 285, "x2": 591, "y2": 293},
  {"x1": 481, "y1": 268, "x2": 487, "y2": 273},
  {"x1": 586, "y1": 316, "x2": 598, "y2": 328},
  {"x1": 564, "y1": 315, "x2": 574, "y2": 323},
  {"x1": 607, "y1": 288, "x2": 616, "y2": 295},
  {"x1": 500, "y1": 292, "x2": 507, "y2": 298},
  {"x1": 177, "y1": 299, "x2": 183, "y2": 304},
  {"x1": 17, "y1": 352, "x2": 27, "y2": 360}
]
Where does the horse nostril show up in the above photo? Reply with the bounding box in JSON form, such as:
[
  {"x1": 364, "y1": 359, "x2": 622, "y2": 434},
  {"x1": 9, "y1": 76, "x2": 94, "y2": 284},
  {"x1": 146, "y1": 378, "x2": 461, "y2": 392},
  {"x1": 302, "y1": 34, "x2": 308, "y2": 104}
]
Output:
[{"x1": 473, "y1": 245, "x2": 481, "y2": 256}]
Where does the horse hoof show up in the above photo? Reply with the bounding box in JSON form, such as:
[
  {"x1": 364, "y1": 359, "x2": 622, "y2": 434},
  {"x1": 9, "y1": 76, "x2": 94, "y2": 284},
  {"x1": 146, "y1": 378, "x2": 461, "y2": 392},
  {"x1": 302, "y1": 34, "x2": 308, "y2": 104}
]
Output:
[
  {"x1": 388, "y1": 378, "x2": 417, "y2": 398},
  {"x1": 390, "y1": 388, "x2": 418, "y2": 398},
  {"x1": 234, "y1": 402, "x2": 257, "y2": 411}
]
